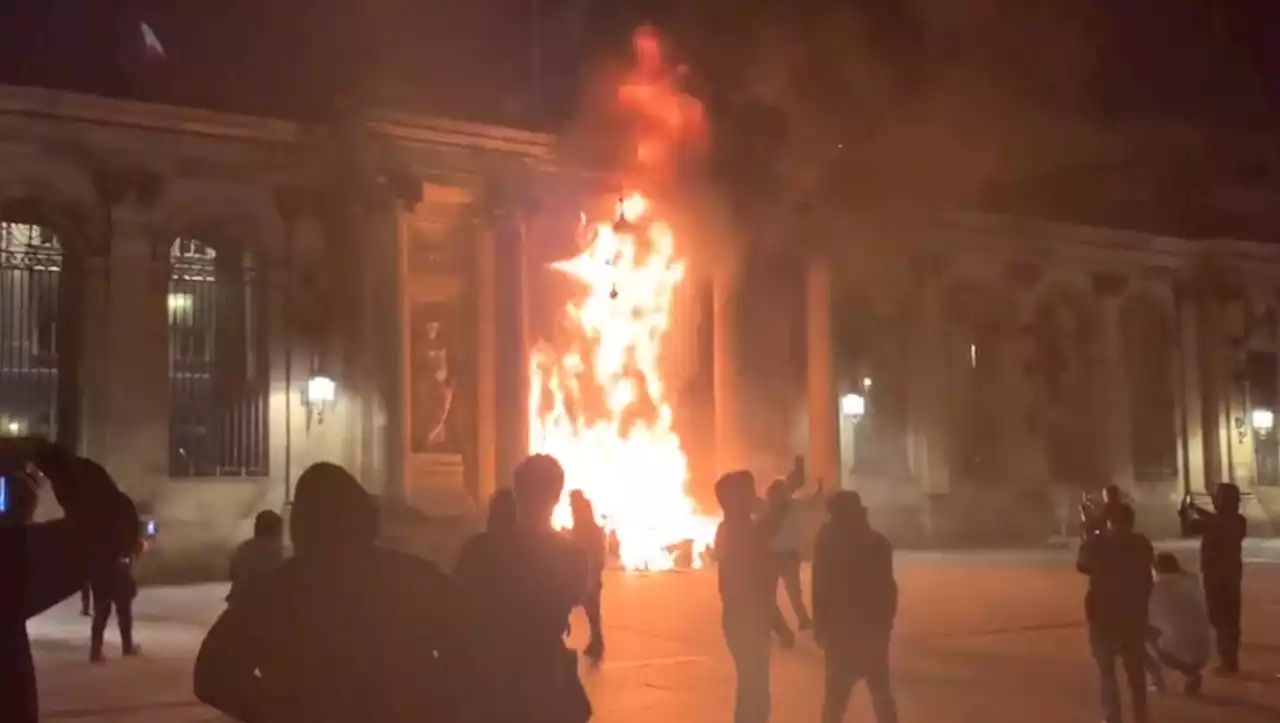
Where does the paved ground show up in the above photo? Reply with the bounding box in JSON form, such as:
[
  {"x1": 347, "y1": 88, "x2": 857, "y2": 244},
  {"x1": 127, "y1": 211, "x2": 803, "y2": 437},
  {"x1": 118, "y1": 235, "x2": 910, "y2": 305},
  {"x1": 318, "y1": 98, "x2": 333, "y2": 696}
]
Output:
[{"x1": 32, "y1": 550, "x2": 1280, "y2": 723}]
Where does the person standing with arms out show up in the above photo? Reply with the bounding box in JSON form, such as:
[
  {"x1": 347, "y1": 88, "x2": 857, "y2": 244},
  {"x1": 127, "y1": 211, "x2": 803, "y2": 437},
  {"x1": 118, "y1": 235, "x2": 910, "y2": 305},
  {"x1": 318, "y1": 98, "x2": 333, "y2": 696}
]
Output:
[
  {"x1": 1077, "y1": 505, "x2": 1155, "y2": 723},
  {"x1": 1180, "y1": 482, "x2": 1246, "y2": 674},
  {"x1": 568, "y1": 489, "x2": 606, "y2": 664},
  {"x1": 226, "y1": 510, "x2": 285, "y2": 607},
  {"x1": 715, "y1": 470, "x2": 780, "y2": 723},
  {"x1": 813, "y1": 491, "x2": 898, "y2": 723},
  {"x1": 1146, "y1": 552, "x2": 1210, "y2": 694}
]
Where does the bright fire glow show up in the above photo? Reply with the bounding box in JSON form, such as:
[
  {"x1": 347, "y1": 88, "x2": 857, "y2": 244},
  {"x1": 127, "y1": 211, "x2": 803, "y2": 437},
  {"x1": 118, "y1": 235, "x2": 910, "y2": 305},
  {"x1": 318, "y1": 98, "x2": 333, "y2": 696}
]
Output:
[{"x1": 529, "y1": 193, "x2": 716, "y2": 571}]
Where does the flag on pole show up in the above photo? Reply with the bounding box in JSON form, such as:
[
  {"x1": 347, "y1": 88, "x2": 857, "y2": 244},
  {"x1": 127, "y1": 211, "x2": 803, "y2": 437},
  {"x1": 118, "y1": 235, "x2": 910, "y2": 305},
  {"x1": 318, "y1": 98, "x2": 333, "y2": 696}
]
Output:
[{"x1": 140, "y1": 21, "x2": 166, "y2": 61}]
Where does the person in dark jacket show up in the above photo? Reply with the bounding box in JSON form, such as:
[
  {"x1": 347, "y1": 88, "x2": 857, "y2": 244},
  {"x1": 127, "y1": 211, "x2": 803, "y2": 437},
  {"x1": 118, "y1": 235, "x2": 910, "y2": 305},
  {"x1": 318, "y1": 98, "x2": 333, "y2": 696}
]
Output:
[
  {"x1": 194, "y1": 462, "x2": 482, "y2": 723},
  {"x1": 1081, "y1": 484, "x2": 1126, "y2": 539},
  {"x1": 453, "y1": 455, "x2": 592, "y2": 723},
  {"x1": 226, "y1": 510, "x2": 285, "y2": 607},
  {"x1": 1077, "y1": 504, "x2": 1154, "y2": 723},
  {"x1": 454, "y1": 487, "x2": 518, "y2": 592},
  {"x1": 1, "y1": 444, "x2": 141, "y2": 723},
  {"x1": 1180, "y1": 482, "x2": 1247, "y2": 673},
  {"x1": 715, "y1": 470, "x2": 781, "y2": 723},
  {"x1": 813, "y1": 490, "x2": 898, "y2": 723},
  {"x1": 568, "y1": 489, "x2": 606, "y2": 663},
  {"x1": 89, "y1": 514, "x2": 143, "y2": 662}
]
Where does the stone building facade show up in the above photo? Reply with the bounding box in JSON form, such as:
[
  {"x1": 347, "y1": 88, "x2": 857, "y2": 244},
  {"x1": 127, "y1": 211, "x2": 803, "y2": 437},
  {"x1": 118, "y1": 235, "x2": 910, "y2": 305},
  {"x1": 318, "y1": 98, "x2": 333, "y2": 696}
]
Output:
[
  {"x1": 788, "y1": 213, "x2": 1280, "y2": 543},
  {"x1": 0, "y1": 83, "x2": 555, "y2": 576}
]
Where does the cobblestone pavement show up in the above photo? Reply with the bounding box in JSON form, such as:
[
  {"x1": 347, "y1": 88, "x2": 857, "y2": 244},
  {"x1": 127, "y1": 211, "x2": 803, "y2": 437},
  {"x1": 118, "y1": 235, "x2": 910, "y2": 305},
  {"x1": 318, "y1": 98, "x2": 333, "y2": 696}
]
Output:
[{"x1": 32, "y1": 553, "x2": 1280, "y2": 723}]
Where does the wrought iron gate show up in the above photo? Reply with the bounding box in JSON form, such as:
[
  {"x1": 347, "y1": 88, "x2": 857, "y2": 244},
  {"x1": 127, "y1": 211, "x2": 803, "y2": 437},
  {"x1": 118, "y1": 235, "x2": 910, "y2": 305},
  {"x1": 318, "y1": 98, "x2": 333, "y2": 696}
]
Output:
[
  {"x1": 168, "y1": 237, "x2": 268, "y2": 477},
  {"x1": 0, "y1": 222, "x2": 62, "y2": 440}
]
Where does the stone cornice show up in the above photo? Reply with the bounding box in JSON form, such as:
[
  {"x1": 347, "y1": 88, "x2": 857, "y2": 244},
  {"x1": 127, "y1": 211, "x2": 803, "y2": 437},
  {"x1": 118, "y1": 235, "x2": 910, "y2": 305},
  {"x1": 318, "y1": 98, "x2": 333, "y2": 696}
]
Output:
[{"x1": 0, "y1": 84, "x2": 556, "y2": 164}]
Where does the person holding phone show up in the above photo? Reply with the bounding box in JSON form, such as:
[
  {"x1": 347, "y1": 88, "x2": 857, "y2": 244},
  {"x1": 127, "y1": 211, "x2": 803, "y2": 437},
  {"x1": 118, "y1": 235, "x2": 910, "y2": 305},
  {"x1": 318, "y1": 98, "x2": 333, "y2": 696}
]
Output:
[
  {"x1": 765, "y1": 456, "x2": 824, "y2": 641},
  {"x1": 1, "y1": 441, "x2": 140, "y2": 723}
]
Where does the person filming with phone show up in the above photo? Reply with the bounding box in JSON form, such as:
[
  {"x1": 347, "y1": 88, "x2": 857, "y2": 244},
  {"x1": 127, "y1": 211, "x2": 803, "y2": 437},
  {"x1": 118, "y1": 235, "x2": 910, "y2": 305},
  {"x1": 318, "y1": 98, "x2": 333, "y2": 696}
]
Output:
[{"x1": 0, "y1": 439, "x2": 142, "y2": 723}]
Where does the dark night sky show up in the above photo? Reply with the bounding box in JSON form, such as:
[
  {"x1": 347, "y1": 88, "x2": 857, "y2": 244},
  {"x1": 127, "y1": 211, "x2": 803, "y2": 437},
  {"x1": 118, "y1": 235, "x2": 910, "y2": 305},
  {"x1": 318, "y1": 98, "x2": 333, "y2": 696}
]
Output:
[{"x1": 1, "y1": 1, "x2": 1278, "y2": 129}]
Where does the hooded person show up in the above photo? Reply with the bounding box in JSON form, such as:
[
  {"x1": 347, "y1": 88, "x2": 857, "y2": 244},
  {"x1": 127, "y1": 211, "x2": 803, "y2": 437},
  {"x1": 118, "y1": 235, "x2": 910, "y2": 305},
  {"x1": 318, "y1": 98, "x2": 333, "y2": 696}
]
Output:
[
  {"x1": 194, "y1": 462, "x2": 481, "y2": 723},
  {"x1": 812, "y1": 491, "x2": 898, "y2": 723},
  {"x1": 226, "y1": 510, "x2": 286, "y2": 607},
  {"x1": 714, "y1": 469, "x2": 781, "y2": 723},
  {"x1": 454, "y1": 488, "x2": 518, "y2": 596},
  {"x1": 1, "y1": 444, "x2": 140, "y2": 723}
]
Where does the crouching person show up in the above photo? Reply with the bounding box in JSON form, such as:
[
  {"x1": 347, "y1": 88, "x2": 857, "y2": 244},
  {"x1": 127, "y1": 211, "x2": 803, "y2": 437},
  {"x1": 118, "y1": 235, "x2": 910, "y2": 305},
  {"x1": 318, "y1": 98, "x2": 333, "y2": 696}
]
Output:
[{"x1": 1147, "y1": 552, "x2": 1210, "y2": 695}]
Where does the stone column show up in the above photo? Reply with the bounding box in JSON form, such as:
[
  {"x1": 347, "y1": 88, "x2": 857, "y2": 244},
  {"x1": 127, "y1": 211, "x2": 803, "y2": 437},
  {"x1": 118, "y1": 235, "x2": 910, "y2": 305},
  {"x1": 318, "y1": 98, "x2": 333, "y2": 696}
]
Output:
[
  {"x1": 906, "y1": 282, "x2": 950, "y2": 496},
  {"x1": 357, "y1": 200, "x2": 410, "y2": 500},
  {"x1": 1099, "y1": 297, "x2": 1136, "y2": 490},
  {"x1": 493, "y1": 207, "x2": 529, "y2": 487},
  {"x1": 100, "y1": 199, "x2": 169, "y2": 501},
  {"x1": 1174, "y1": 287, "x2": 1206, "y2": 494},
  {"x1": 805, "y1": 259, "x2": 839, "y2": 489},
  {"x1": 78, "y1": 253, "x2": 110, "y2": 461},
  {"x1": 474, "y1": 218, "x2": 498, "y2": 505},
  {"x1": 712, "y1": 270, "x2": 746, "y2": 473},
  {"x1": 1197, "y1": 296, "x2": 1229, "y2": 489}
]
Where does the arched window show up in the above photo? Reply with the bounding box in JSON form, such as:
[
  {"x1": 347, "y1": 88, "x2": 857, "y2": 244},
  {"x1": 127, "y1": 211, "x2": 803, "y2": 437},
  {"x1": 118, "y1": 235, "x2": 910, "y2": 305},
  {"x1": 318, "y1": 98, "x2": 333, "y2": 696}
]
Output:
[
  {"x1": 0, "y1": 221, "x2": 63, "y2": 439},
  {"x1": 168, "y1": 237, "x2": 268, "y2": 477}
]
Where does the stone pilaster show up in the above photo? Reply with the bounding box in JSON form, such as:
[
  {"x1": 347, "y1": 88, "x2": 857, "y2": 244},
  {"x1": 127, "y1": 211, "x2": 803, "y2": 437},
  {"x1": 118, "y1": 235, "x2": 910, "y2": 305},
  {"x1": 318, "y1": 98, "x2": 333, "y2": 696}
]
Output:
[
  {"x1": 906, "y1": 279, "x2": 949, "y2": 496},
  {"x1": 474, "y1": 218, "x2": 498, "y2": 505},
  {"x1": 1098, "y1": 296, "x2": 1136, "y2": 490},
  {"x1": 78, "y1": 253, "x2": 110, "y2": 461},
  {"x1": 355, "y1": 199, "x2": 411, "y2": 500},
  {"x1": 1174, "y1": 286, "x2": 1206, "y2": 494},
  {"x1": 97, "y1": 181, "x2": 169, "y2": 501},
  {"x1": 712, "y1": 270, "x2": 746, "y2": 473},
  {"x1": 805, "y1": 259, "x2": 839, "y2": 489},
  {"x1": 1197, "y1": 294, "x2": 1230, "y2": 489},
  {"x1": 492, "y1": 205, "x2": 529, "y2": 489}
]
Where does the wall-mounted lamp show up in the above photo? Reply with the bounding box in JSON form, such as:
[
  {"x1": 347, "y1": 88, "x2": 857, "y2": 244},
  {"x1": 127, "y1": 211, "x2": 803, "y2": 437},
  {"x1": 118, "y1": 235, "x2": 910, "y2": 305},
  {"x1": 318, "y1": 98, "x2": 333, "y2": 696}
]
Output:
[
  {"x1": 1251, "y1": 407, "x2": 1275, "y2": 435},
  {"x1": 304, "y1": 375, "x2": 337, "y2": 428},
  {"x1": 840, "y1": 393, "x2": 866, "y2": 420}
]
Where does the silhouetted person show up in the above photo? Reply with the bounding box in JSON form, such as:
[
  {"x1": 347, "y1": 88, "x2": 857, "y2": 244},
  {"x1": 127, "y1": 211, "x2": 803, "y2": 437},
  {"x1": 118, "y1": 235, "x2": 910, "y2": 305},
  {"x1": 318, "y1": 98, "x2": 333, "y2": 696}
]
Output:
[
  {"x1": 79, "y1": 582, "x2": 91, "y2": 616},
  {"x1": 453, "y1": 455, "x2": 591, "y2": 723},
  {"x1": 766, "y1": 474, "x2": 822, "y2": 637},
  {"x1": 568, "y1": 489, "x2": 606, "y2": 663},
  {"x1": 1, "y1": 443, "x2": 141, "y2": 723},
  {"x1": 1077, "y1": 504, "x2": 1154, "y2": 723},
  {"x1": 813, "y1": 491, "x2": 898, "y2": 723},
  {"x1": 1180, "y1": 482, "x2": 1246, "y2": 673},
  {"x1": 715, "y1": 470, "x2": 779, "y2": 723},
  {"x1": 1146, "y1": 552, "x2": 1209, "y2": 694},
  {"x1": 1081, "y1": 484, "x2": 1125, "y2": 539},
  {"x1": 454, "y1": 488, "x2": 518, "y2": 594},
  {"x1": 226, "y1": 510, "x2": 285, "y2": 606},
  {"x1": 89, "y1": 519, "x2": 142, "y2": 662},
  {"x1": 194, "y1": 462, "x2": 478, "y2": 723}
]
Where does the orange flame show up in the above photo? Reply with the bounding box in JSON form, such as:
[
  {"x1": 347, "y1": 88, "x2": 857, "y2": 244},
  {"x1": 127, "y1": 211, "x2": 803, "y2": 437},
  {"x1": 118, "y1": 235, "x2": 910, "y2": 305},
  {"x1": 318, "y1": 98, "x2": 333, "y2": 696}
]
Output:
[{"x1": 529, "y1": 193, "x2": 716, "y2": 570}]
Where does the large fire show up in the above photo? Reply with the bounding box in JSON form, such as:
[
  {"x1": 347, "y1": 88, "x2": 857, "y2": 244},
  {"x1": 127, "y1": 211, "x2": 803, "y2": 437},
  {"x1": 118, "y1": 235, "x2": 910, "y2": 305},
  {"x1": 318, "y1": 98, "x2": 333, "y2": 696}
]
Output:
[{"x1": 528, "y1": 192, "x2": 716, "y2": 571}]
